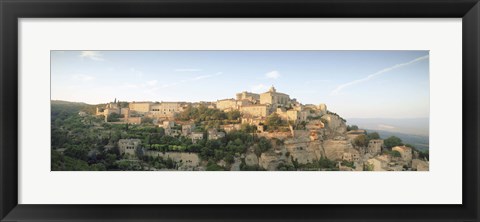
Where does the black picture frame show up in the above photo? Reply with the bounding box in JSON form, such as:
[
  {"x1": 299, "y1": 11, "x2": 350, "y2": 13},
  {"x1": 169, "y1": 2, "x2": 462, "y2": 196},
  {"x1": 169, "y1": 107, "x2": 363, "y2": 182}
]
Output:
[{"x1": 1, "y1": 0, "x2": 479, "y2": 221}]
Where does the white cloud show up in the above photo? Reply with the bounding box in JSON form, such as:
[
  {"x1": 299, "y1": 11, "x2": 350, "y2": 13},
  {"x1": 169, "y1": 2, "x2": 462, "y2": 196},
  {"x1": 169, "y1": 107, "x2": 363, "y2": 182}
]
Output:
[
  {"x1": 161, "y1": 82, "x2": 179, "y2": 88},
  {"x1": 143, "y1": 87, "x2": 160, "y2": 94},
  {"x1": 72, "y1": 74, "x2": 95, "y2": 82},
  {"x1": 146, "y1": 80, "x2": 158, "y2": 86},
  {"x1": 330, "y1": 55, "x2": 429, "y2": 95},
  {"x1": 121, "y1": 79, "x2": 158, "y2": 89},
  {"x1": 122, "y1": 72, "x2": 222, "y2": 90},
  {"x1": 130, "y1": 68, "x2": 143, "y2": 78},
  {"x1": 79, "y1": 51, "x2": 104, "y2": 61},
  {"x1": 123, "y1": 83, "x2": 138, "y2": 88},
  {"x1": 251, "y1": 84, "x2": 269, "y2": 93},
  {"x1": 265, "y1": 70, "x2": 280, "y2": 79},
  {"x1": 189, "y1": 72, "x2": 223, "y2": 81},
  {"x1": 378, "y1": 124, "x2": 395, "y2": 129},
  {"x1": 304, "y1": 79, "x2": 331, "y2": 85},
  {"x1": 174, "y1": 68, "x2": 202, "y2": 72}
]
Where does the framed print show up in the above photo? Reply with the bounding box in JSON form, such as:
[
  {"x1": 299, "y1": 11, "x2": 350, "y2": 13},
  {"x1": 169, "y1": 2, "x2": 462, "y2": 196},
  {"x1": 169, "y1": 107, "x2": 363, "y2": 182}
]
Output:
[{"x1": 1, "y1": 0, "x2": 479, "y2": 221}]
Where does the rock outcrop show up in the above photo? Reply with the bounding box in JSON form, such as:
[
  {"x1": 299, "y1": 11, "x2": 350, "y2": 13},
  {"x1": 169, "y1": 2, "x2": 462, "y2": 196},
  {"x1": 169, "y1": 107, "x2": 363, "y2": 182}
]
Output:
[
  {"x1": 259, "y1": 152, "x2": 286, "y2": 170},
  {"x1": 322, "y1": 139, "x2": 354, "y2": 160},
  {"x1": 245, "y1": 153, "x2": 259, "y2": 166},
  {"x1": 284, "y1": 137, "x2": 323, "y2": 164},
  {"x1": 321, "y1": 114, "x2": 347, "y2": 137}
]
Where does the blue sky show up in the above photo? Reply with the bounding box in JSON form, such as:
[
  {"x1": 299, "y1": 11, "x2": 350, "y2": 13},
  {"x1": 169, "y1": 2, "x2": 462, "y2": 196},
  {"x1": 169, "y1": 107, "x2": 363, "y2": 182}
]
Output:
[{"x1": 51, "y1": 50, "x2": 429, "y2": 119}]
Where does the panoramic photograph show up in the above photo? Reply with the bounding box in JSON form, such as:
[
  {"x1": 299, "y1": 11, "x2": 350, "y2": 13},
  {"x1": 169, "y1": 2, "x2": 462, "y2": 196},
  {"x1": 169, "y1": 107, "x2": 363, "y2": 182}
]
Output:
[{"x1": 51, "y1": 50, "x2": 429, "y2": 171}]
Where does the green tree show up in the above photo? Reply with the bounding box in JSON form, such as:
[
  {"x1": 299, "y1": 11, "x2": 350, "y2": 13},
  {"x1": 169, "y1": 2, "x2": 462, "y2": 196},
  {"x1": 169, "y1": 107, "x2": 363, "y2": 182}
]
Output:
[
  {"x1": 240, "y1": 123, "x2": 256, "y2": 133},
  {"x1": 354, "y1": 134, "x2": 368, "y2": 147},
  {"x1": 366, "y1": 132, "x2": 380, "y2": 140},
  {"x1": 347, "y1": 125, "x2": 359, "y2": 131},
  {"x1": 107, "y1": 113, "x2": 121, "y2": 122},
  {"x1": 318, "y1": 157, "x2": 337, "y2": 169},
  {"x1": 206, "y1": 161, "x2": 224, "y2": 171},
  {"x1": 341, "y1": 160, "x2": 355, "y2": 168},
  {"x1": 419, "y1": 150, "x2": 429, "y2": 160},
  {"x1": 363, "y1": 163, "x2": 374, "y2": 171},
  {"x1": 226, "y1": 110, "x2": 241, "y2": 121},
  {"x1": 265, "y1": 113, "x2": 285, "y2": 131},
  {"x1": 224, "y1": 153, "x2": 235, "y2": 164},
  {"x1": 384, "y1": 136, "x2": 403, "y2": 148},
  {"x1": 144, "y1": 135, "x2": 151, "y2": 148},
  {"x1": 141, "y1": 117, "x2": 154, "y2": 124},
  {"x1": 64, "y1": 145, "x2": 89, "y2": 161},
  {"x1": 254, "y1": 138, "x2": 272, "y2": 156},
  {"x1": 391, "y1": 150, "x2": 402, "y2": 158},
  {"x1": 404, "y1": 144, "x2": 415, "y2": 149}
]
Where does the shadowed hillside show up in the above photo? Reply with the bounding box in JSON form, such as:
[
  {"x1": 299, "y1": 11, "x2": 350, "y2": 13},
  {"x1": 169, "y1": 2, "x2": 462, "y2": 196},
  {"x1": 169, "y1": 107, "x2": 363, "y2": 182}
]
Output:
[{"x1": 51, "y1": 100, "x2": 99, "y2": 116}]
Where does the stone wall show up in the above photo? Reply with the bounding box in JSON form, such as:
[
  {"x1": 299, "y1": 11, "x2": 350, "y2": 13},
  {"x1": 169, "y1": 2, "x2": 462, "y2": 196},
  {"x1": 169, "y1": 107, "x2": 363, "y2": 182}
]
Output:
[{"x1": 145, "y1": 151, "x2": 200, "y2": 169}]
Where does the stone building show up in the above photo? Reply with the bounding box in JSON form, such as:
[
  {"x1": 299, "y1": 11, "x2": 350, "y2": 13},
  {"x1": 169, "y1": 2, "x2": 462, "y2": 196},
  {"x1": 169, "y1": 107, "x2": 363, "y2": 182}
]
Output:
[
  {"x1": 96, "y1": 102, "x2": 120, "y2": 116},
  {"x1": 149, "y1": 102, "x2": 183, "y2": 118},
  {"x1": 129, "y1": 101, "x2": 152, "y2": 114},
  {"x1": 208, "y1": 128, "x2": 226, "y2": 140},
  {"x1": 125, "y1": 117, "x2": 142, "y2": 124},
  {"x1": 342, "y1": 149, "x2": 360, "y2": 162},
  {"x1": 182, "y1": 124, "x2": 195, "y2": 136},
  {"x1": 346, "y1": 129, "x2": 366, "y2": 141},
  {"x1": 260, "y1": 86, "x2": 290, "y2": 107},
  {"x1": 216, "y1": 99, "x2": 238, "y2": 111},
  {"x1": 118, "y1": 139, "x2": 141, "y2": 156},
  {"x1": 275, "y1": 108, "x2": 309, "y2": 123},
  {"x1": 162, "y1": 121, "x2": 174, "y2": 129},
  {"x1": 221, "y1": 124, "x2": 242, "y2": 133},
  {"x1": 367, "y1": 139, "x2": 384, "y2": 155},
  {"x1": 236, "y1": 91, "x2": 260, "y2": 102},
  {"x1": 127, "y1": 101, "x2": 184, "y2": 119},
  {"x1": 240, "y1": 104, "x2": 269, "y2": 118},
  {"x1": 190, "y1": 132, "x2": 204, "y2": 143},
  {"x1": 96, "y1": 101, "x2": 133, "y2": 123}
]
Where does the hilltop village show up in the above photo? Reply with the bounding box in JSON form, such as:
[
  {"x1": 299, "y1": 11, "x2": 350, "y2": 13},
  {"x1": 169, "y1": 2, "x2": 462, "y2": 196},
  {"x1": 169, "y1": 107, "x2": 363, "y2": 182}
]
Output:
[{"x1": 53, "y1": 86, "x2": 429, "y2": 171}]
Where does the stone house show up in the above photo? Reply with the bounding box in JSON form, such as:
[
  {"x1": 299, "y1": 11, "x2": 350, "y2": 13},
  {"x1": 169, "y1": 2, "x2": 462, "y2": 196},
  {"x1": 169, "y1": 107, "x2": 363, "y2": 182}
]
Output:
[
  {"x1": 181, "y1": 124, "x2": 195, "y2": 136},
  {"x1": 342, "y1": 148, "x2": 360, "y2": 162},
  {"x1": 221, "y1": 124, "x2": 241, "y2": 133},
  {"x1": 275, "y1": 108, "x2": 308, "y2": 123},
  {"x1": 208, "y1": 128, "x2": 225, "y2": 140},
  {"x1": 118, "y1": 139, "x2": 141, "y2": 156},
  {"x1": 367, "y1": 139, "x2": 384, "y2": 155},
  {"x1": 190, "y1": 132, "x2": 204, "y2": 143}
]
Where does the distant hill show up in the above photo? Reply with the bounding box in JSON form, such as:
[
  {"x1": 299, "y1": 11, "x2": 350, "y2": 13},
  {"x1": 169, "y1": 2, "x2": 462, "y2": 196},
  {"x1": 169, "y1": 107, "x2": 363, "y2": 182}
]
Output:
[
  {"x1": 51, "y1": 100, "x2": 98, "y2": 115},
  {"x1": 364, "y1": 129, "x2": 429, "y2": 151},
  {"x1": 347, "y1": 117, "x2": 429, "y2": 151},
  {"x1": 347, "y1": 118, "x2": 429, "y2": 136}
]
